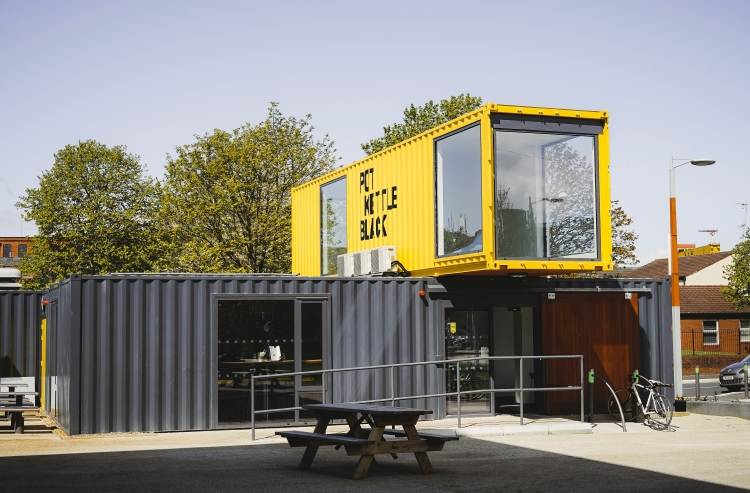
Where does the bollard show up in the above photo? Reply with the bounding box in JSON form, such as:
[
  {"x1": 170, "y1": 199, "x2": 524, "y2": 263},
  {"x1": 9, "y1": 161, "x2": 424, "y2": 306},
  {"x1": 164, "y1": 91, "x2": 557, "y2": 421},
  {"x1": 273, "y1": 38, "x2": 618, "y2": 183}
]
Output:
[
  {"x1": 745, "y1": 364, "x2": 748, "y2": 399},
  {"x1": 587, "y1": 369, "x2": 595, "y2": 423},
  {"x1": 695, "y1": 366, "x2": 701, "y2": 399}
]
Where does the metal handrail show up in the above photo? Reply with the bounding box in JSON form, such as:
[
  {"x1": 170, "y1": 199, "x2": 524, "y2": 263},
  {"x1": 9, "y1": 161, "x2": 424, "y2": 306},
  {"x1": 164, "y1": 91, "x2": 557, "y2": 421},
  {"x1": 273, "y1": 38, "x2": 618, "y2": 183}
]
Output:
[{"x1": 249, "y1": 354, "x2": 584, "y2": 440}]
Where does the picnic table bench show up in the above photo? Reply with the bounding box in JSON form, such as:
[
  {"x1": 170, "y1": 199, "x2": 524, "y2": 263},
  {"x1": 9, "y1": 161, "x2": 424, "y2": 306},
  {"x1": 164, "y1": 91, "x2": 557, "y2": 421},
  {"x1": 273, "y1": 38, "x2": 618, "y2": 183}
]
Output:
[
  {"x1": 0, "y1": 382, "x2": 39, "y2": 434},
  {"x1": 276, "y1": 403, "x2": 457, "y2": 480}
]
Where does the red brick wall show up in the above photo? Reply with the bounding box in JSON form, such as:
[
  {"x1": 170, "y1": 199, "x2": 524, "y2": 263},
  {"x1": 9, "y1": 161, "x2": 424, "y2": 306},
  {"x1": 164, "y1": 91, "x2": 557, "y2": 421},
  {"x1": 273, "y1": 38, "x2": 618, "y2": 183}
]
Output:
[
  {"x1": 682, "y1": 354, "x2": 741, "y2": 374},
  {"x1": 681, "y1": 318, "x2": 750, "y2": 355},
  {"x1": 0, "y1": 238, "x2": 33, "y2": 258}
]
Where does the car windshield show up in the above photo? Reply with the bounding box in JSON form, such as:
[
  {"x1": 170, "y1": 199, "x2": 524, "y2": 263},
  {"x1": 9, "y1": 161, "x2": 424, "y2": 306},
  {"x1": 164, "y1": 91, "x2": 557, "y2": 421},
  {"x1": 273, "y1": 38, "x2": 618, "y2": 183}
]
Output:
[{"x1": 743, "y1": 354, "x2": 750, "y2": 363}]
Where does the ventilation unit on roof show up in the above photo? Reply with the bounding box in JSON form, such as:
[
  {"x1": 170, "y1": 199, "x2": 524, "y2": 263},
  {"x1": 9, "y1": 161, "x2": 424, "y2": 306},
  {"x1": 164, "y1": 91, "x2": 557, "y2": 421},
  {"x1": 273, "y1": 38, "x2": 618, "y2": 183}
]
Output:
[
  {"x1": 371, "y1": 246, "x2": 396, "y2": 273},
  {"x1": 353, "y1": 250, "x2": 372, "y2": 276},
  {"x1": 336, "y1": 254, "x2": 354, "y2": 277}
]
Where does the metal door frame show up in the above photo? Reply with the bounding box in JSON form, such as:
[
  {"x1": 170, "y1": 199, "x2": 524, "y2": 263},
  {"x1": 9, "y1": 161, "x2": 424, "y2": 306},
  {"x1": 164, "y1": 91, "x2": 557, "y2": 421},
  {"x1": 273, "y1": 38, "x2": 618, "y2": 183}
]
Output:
[{"x1": 211, "y1": 293, "x2": 331, "y2": 427}]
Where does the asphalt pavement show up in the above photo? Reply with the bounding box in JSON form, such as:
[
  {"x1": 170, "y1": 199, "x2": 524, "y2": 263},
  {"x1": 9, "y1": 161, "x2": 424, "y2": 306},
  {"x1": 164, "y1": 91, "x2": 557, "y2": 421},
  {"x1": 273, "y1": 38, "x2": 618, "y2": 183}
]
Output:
[
  {"x1": 683, "y1": 374, "x2": 750, "y2": 401},
  {"x1": 2, "y1": 413, "x2": 749, "y2": 492}
]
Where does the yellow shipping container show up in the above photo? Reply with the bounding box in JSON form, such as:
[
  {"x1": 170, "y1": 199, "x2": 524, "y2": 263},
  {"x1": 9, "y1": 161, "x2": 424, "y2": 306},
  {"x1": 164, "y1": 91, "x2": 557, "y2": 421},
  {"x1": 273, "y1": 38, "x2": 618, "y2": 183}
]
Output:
[{"x1": 292, "y1": 103, "x2": 612, "y2": 277}]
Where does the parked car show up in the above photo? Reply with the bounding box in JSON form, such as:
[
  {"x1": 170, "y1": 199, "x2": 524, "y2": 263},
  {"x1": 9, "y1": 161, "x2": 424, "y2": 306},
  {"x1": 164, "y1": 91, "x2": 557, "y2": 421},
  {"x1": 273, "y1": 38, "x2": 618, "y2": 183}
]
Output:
[{"x1": 719, "y1": 354, "x2": 750, "y2": 391}]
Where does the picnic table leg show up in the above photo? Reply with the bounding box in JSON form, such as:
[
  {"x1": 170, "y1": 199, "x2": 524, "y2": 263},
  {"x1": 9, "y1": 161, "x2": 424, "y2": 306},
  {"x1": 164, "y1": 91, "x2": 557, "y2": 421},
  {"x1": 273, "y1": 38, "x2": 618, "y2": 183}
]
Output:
[
  {"x1": 14, "y1": 413, "x2": 24, "y2": 434},
  {"x1": 353, "y1": 426, "x2": 385, "y2": 480},
  {"x1": 403, "y1": 425, "x2": 433, "y2": 475},
  {"x1": 299, "y1": 417, "x2": 330, "y2": 470},
  {"x1": 342, "y1": 414, "x2": 382, "y2": 464}
]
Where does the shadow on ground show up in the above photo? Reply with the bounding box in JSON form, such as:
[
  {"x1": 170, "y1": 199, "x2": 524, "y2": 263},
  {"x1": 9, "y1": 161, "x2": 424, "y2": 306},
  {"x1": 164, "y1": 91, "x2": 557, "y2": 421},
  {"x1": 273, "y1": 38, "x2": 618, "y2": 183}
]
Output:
[{"x1": 0, "y1": 436, "x2": 743, "y2": 493}]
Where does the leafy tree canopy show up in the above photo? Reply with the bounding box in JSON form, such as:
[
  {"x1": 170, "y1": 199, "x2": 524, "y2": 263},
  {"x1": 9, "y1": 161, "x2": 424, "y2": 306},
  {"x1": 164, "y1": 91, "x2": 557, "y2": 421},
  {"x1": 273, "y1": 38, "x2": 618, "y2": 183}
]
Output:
[
  {"x1": 16, "y1": 140, "x2": 161, "y2": 289},
  {"x1": 722, "y1": 229, "x2": 750, "y2": 310},
  {"x1": 611, "y1": 199, "x2": 639, "y2": 269},
  {"x1": 361, "y1": 94, "x2": 483, "y2": 155},
  {"x1": 159, "y1": 103, "x2": 338, "y2": 273}
]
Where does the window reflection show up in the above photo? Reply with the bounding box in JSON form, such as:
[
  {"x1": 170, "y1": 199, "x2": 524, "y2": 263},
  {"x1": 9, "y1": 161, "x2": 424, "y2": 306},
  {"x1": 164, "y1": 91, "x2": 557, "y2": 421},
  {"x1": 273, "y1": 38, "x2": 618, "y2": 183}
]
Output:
[
  {"x1": 320, "y1": 178, "x2": 347, "y2": 275},
  {"x1": 435, "y1": 125, "x2": 483, "y2": 257},
  {"x1": 494, "y1": 131, "x2": 598, "y2": 259}
]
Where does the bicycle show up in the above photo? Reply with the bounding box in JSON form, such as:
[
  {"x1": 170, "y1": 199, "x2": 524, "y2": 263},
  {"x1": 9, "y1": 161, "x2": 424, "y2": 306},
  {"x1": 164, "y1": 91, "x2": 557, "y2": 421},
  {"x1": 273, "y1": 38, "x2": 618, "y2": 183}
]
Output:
[{"x1": 607, "y1": 373, "x2": 673, "y2": 429}]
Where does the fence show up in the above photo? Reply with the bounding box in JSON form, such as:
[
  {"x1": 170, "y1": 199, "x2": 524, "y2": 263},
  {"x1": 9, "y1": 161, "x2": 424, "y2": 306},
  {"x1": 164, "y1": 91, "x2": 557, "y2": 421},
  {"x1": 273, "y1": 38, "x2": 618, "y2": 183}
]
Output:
[
  {"x1": 250, "y1": 354, "x2": 584, "y2": 440},
  {"x1": 681, "y1": 328, "x2": 750, "y2": 356}
]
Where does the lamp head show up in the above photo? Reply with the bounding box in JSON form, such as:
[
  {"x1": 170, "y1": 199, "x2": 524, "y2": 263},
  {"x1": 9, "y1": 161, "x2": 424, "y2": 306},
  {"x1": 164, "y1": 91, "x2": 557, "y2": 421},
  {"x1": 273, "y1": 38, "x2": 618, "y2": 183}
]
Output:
[{"x1": 690, "y1": 158, "x2": 715, "y2": 166}]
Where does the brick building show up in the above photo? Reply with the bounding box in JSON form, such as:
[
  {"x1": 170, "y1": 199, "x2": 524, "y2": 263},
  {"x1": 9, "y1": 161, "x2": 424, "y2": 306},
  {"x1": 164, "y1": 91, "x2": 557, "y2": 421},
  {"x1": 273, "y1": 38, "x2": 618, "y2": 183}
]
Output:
[
  {"x1": 625, "y1": 251, "x2": 750, "y2": 372},
  {"x1": 0, "y1": 237, "x2": 33, "y2": 267}
]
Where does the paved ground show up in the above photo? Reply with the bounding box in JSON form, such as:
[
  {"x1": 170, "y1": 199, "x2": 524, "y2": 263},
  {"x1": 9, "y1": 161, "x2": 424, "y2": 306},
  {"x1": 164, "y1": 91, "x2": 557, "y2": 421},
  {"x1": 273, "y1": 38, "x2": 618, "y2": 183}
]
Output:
[{"x1": 1, "y1": 413, "x2": 749, "y2": 492}]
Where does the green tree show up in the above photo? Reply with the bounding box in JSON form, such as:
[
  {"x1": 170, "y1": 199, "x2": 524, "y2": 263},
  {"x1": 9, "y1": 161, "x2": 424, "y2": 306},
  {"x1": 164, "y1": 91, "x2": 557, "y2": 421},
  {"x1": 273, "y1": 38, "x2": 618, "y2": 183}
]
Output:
[
  {"x1": 610, "y1": 199, "x2": 639, "y2": 269},
  {"x1": 361, "y1": 94, "x2": 483, "y2": 155},
  {"x1": 16, "y1": 140, "x2": 161, "y2": 289},
  {"x1": 159, "y1": 103, "x2": 338, "y2": 273},
  {"x1": 722, "y1": 229, "x2": 750, "y2": 310}
]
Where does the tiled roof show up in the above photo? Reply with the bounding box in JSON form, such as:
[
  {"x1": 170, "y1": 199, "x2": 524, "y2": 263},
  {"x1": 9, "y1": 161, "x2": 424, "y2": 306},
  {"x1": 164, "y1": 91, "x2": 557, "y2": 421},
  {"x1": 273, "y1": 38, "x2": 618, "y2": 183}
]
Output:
[
  {"x1": 681, "y1": 285, "x2": 750, "y2": 314},
  {"x1": 624, "y1": 251, "x2": 732, "y2": 279}
]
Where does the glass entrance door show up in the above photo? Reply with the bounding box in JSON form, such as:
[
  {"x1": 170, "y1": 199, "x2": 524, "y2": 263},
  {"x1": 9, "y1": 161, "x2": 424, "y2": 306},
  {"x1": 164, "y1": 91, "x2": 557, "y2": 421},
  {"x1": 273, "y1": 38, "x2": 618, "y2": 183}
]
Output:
[
  {"x1": 445, "y1": 308, "x2": 491, "y2": 415},
  {"x1": 217, "y1": 297, "x2": 327, "y2": 426}
]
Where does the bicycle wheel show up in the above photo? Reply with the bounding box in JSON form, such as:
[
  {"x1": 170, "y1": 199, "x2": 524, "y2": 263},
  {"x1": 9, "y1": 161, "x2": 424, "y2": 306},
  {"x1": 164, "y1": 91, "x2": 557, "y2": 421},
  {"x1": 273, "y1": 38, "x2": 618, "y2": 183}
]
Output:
[
  {"x1": 648, "y1": 394, "x2": 673, "y2": 429},
  {"x1": 607, "y1": 389, "x2": 641, "y2": 422}
]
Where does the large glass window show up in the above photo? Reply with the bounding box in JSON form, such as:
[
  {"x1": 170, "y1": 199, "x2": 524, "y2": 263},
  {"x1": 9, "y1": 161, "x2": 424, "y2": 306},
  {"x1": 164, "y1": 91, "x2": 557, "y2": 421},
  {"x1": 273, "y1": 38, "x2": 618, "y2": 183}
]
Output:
[
  {"x1": 445, "y1": 309, "x2": 490, "y2": 415},
  {"x1": 435, "y1": 125, "x2": 482, "y2": 257},
  {"x1": 494, "y1": 131, "x2": 598, "y2": 259},
  {"x1": 320, "y1": 178, "x2": 347, "y2": 275}
]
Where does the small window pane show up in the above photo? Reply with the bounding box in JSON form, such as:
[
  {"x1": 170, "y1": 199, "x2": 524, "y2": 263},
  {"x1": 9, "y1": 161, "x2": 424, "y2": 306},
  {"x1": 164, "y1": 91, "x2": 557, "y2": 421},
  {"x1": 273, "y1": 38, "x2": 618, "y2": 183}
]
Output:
[
  {"x1": 435, "y1": 125, "x2": 482, "y2": 257},
  {"x1": 740, "y1": 320, "x2": 750, "y2": 343},
  {"x1": 494, "y1": 131, "x2": 598, "y2": 259},
  {"x1": 702, "y1": 320, "x2": 718, "y2": 345},
  {"x1": 18, "y1": 244, "x2": 27, "y2": 257},
  {"x1": 320, "y1": 178, "x2": 347, "y2": 276},
  {"x1": 2, "y1": 245, "x2": 10, "y2": 258}
]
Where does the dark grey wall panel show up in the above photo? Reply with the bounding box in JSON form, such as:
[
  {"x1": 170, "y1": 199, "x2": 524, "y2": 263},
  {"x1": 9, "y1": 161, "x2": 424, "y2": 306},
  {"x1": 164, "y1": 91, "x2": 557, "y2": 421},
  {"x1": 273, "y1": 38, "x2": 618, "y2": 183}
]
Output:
[
  {"x1": 0, "y1": 291, "x2": 41, "y2": 387},
  {"x1": 44, "y1": 275, "x2": 440, "y2": 435},
  {"x1": 40, "y1": 274, "x2": 671, "y2": 435}
]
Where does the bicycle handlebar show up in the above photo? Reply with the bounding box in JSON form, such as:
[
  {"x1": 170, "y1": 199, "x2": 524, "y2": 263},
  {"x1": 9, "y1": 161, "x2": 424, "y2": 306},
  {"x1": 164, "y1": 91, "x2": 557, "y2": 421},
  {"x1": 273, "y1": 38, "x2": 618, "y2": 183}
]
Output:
[{"x1": 629, "y1": 374, "x2": 673, "y2": 389}]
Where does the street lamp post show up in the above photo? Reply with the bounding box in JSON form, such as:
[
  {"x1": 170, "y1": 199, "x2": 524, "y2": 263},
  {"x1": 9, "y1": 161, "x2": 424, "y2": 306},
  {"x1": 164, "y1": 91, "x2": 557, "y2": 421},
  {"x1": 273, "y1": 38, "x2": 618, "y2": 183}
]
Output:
[{"x1": 670, "y1": 157, "x2": 715, "y2": 398}]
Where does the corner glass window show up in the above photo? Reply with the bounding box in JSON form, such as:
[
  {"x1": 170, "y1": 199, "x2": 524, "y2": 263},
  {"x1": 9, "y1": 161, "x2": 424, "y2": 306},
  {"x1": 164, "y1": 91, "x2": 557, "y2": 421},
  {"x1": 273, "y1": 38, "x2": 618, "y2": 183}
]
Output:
[
  {"x1": 435, "y1": 125, "x2": 482, "y2": 257},
  {"x1": 494, "y1": 131, "x2": 598, "y2": 259},
  {"x1": 320, "y1": 178, "x2": 347, "y2": 276}
]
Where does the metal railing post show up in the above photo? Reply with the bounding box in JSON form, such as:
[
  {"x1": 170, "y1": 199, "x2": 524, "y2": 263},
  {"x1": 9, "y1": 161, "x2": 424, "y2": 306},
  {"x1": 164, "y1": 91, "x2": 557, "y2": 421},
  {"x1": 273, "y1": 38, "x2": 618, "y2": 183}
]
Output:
[
  {"x1": 322, "y1": 369, "x2": 326, "y2": 405},
  {"x1": 745, "y1": 363, "x2": 748, "y2": 399},
  {"x1": 519, "y1": 358, "x2": 524, "y2": 425},
  {"x1": 391, "y1": 365, "x2": 396, "y2": 407},
  {"x1": 456, "y1": 363, "x2": 461, "y2": 429},
  {"x1": 587, "y1": 369, "x2": 594, "y2": 423},
  {"x1": 251, "y1": 376, "x2": 256, "y2": 441},
  {"x1": 580, "y1": 358, "x2": 585, "y2": 423}
]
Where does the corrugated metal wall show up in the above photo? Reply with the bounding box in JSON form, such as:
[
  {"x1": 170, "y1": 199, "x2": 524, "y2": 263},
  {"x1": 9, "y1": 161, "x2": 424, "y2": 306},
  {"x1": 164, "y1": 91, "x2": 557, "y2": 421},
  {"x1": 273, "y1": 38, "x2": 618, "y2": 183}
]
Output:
[
  {"x1": 40, "y1": 274, "x2": 671, "y2": 435},
  {"x1": 0, "y1": 291, "x2": 41, "y2": 389},
  {"x1": 43, "y1": 275, "x2": 440, "y2": 435}
]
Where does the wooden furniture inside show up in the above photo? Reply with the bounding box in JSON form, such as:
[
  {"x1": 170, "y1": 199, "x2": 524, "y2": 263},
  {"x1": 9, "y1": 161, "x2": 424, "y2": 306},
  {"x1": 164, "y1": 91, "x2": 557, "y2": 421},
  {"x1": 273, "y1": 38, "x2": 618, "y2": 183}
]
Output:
[{"x1": 276, "y1": 403, "x2": 457, "y2": 480}]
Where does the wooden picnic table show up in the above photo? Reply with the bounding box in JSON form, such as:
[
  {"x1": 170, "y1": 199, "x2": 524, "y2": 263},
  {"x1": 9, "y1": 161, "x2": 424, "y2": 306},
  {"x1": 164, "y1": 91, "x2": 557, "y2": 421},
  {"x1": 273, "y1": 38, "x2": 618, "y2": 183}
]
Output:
[{"x1": 276, "y1": 403, "x2": 457, "y2": 480}]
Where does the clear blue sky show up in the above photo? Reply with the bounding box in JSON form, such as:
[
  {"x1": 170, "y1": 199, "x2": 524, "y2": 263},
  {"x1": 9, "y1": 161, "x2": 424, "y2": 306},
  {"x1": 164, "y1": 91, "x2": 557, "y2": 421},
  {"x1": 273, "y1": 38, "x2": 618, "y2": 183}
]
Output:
[{"x1": 1, "y1": 0, "x2": 748, "y2": 264}]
